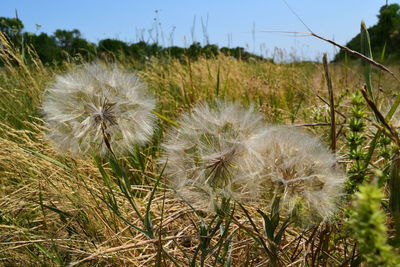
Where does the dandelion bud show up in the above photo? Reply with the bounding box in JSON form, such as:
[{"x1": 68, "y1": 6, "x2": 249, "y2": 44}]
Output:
[{"x1": 42, "y1": 63, "x2": 156, "y2": 156}]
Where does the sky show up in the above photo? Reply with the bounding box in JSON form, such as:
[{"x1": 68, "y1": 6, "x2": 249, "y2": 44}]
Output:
[{"x1": 1, "y1": 0, "x2": 397, "y2": 61}]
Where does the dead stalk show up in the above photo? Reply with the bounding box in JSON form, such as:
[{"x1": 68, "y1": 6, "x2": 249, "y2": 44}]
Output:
[{"x1": 323, "y1": 53, "x2": 336, "y2": 152}]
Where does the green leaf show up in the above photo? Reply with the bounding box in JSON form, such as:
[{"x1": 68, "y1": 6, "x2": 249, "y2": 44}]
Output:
[
  {"x1": 257, "y1": 209, "x2": 274, "y2": 241},
  {"x1": 144, "y1": 162, "x2": 165, "y2": 238},
  {"x1": 107, "y1": 154, "x2": 144, "y2": 222},
  {"x1": 94, "y1": 155, "x2": 119, "y2": 211},
  {"x1": 23, "y1": 147, "x2": 70, "y2": 170},
  {"x1": 39, "y1": 203, "x2": 72, "y2": 218},
  {"x1": 360, "y1": 21, "x2": 373, "y2": 98},
  {"x1": 274, "y1": 217, "x2": 291, "y2": 244}
]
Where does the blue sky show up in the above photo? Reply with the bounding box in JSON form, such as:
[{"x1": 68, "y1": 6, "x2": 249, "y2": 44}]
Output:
[{"x1": 1, "y1": 0, "x2": 396, "y2": 61}]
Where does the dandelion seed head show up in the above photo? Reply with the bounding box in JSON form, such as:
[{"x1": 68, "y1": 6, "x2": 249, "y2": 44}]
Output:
[
  {"x1": 42, "y1": 62, "x2": 156, "y2": 156},
  {"x1": 253, "y1": 126, "x2": 345, "y2": 221},
  {"x1": 161, "y1": 101, "x2": 265, "y2": 212}
]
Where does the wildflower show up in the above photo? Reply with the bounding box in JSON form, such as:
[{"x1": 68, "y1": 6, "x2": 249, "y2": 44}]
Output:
[
  {"x1": 42, "y1": 63, "x2": 155, "y2": 156},
  {"x1": 253, "y1": 126, "x2": 345, "y2": 220},
  {"x1": 161, "y1": 101, "x2": 265, "y2": 212}
]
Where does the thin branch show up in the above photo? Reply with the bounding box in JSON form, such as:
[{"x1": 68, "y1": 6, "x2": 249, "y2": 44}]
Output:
[
  {"x1": 311, "y1": 32, "x2": 399, "y2": 82},
  {"x1": 259, "y1": 30, "x2": 400, "y2": 82}
]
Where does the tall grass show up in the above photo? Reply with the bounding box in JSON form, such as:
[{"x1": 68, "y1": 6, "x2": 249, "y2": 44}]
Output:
[{"x1": 1, "y1": 29, "x2": 400, "y2": 266}]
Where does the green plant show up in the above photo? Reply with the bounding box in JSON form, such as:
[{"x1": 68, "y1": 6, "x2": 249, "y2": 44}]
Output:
[
  {"x1": 345, "y1": 90, "x2": 368, "y2": 194},
  {"x1": 348, "y1": 182, "x2": 398, "y2": 266}
]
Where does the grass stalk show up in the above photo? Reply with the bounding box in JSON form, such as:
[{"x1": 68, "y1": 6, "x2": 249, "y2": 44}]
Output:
[{"x1": 322, "y1": 53, "x2": 336, "y2": 152}]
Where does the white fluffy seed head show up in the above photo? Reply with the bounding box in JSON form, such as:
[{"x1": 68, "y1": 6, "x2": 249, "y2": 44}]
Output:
[
  {"x1": 42, "y1": 62, "x2": 156, "y2": 157},
  {"x1": 160, "y1": 101, "x2": 266, "y2": 212},
  {"x1": 252, "y1": 126, "x2": 345, "y2": 221}
]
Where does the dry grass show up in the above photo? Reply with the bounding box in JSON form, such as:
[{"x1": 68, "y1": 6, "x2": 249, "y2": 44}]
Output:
[{"x1": 1, "y1": 32, "x2": 400, "y2": 266}]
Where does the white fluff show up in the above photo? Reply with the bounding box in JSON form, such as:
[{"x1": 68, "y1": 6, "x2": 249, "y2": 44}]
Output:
[
  {"x1": 160, "y1": 101, "x2": 266, "y2": 212},
  {"x1": 251, "y1": 126, "x2": 345, "y2": 220},
  {"x1": 42, "y1": 63, "x2": 156, "y2": 156}
]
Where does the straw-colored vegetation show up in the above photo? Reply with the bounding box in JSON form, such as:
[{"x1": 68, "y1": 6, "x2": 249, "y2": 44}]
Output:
[{"x1": 2, "y1": 28, "x2": 400, "y2": 266}]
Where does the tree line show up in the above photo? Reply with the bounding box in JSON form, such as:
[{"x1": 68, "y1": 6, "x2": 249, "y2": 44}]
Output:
[
  {"x1": 2, "y1": 3, "x2": 398, "y2": 65},
  {"x1": 335, "y1": 3, "x2": 400, "y2": 62},
  {"x1": 0, "y1": 17, "x2": 264, "y2": 65}
]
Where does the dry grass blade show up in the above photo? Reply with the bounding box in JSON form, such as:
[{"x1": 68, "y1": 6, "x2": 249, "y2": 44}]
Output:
[
  {"x1": 67, "y1": 236, "x2": 193, "y2": 266},
  {"x1": 322, "y1": 53, "x2": 336, "y2": 152},
  {"x1": 3, "y1": 20, "x2": 400, "y2": 265},
  {"x1": 361, "y1": 86, "x2": 400, "y2": 145}
]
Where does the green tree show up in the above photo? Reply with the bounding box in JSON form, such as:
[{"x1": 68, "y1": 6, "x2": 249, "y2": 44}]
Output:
[
  {"x1": 188, "y1": 42, "x2": 202, "y2": 60},
  {"x1": 0, "y1": 17, "x2": 23, "y2": 39},
  {"x1": 52, "y1": 29, "x2": 96, "y2": 60},
  {"x1": 202, "y1": 44, "x2": 219, "y2": 58},
  {"x1": 335, "y1": 4, "x2": 400, "y2": 61},
  {"x1": 24, "y1": 32, "x2": 63, "y2": 63}
]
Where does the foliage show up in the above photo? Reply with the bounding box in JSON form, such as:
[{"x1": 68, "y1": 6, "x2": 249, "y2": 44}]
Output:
[
  {"x1": 345, "y1": 90, "x2": 367, "y2": 193},
  {"x1": 348, "y1": 183, "x2": 398, "y2": 266},
  {"x1": 0, "y1": 17, "x2": 264, "y2": 65},
  {"x1": 335, "y1": 4, "x2": 400, "y2": 61},
  {"x1": 2, "y1": 4, "x2": 400, "y2": 266},
  {"x1": 0, "y1": 16, "x2": 23, "y2": 42}
]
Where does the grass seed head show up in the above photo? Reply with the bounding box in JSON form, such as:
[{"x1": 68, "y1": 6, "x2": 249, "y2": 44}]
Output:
[{"x1": 42, "y1": 62, "x2": 156, "y2": 157}]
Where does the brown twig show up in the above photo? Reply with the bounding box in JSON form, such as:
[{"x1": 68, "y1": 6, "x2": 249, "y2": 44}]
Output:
[
  {"x1": 360, "y1": 86, "x2": 400, "y2": 145},
  {"x1": 294, "y1": 122, "x2": 344, "y2": 127},
  {"x1": 310, "y1": 32, "x2": 400, "y2": 83},
  {"x1": 323, "y1": 54, "x2": 336, "y2": 152},
  {"x1": 259, "y1": 30, "x2": 400, "y2": 82}
]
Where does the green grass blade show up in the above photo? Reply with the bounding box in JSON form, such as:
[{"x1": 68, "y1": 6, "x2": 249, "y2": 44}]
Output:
[
  {"x1": 33, "y1": 243, "x2": 63, "y2": 266},
  {"x1": 144, "y1": 162, "x2": 165, "y2": 238},
  {"x1": 95, "y1": 191, "x2": 149, "y2": 236},
  {"x1": 364, "y1": 96, "x2": 400, "y2": 170},
  {"x1": 39, "y1": 203, "x2": 72, "y2": 218},
  {"x1": 380, "y1": 41, "x2": 387, "y2": 62},
  {"x1": 152, "y1": 110, "x2": 179, "y2": 127},
  {"x1": 94, "y1": 155, "x2": 119, "y2": 211},
  {"x1": 24, "y1": 147, "x2": 70, "y2": 170},
  {"x1": 360, "y1": 21, "x2": 373, "y2": 98},
  {"x1": 107, "y1": 154, "x2": 145, "y2": 222}
]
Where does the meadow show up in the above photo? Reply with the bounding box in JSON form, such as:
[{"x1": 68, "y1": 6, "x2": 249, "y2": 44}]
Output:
[{"x1": 1, "y1": 28, "x2": 400, "y2": 266}]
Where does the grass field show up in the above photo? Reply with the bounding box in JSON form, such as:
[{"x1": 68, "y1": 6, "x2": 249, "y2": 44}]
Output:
[{"x1": 1, "y1": 31, "x2": 400, "y2": 266}]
